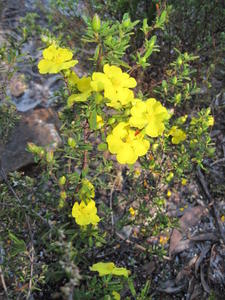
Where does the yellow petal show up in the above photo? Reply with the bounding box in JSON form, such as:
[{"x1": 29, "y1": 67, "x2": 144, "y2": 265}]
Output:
[
  {"x1": 43, "y1": 45, "x2": 57, "y2": 60},
  {"x1": 57, "y1": 47, "x2": 73, "y2": 61},
  {"x1": 117, "y1": 145, "x2": 137, "y2": 164},
  {"x1": 90, "y1": 262, "x2": 115, "y2": 276},
  {"x1": 132, "y1": 139, "x2": 150, "y2": 156},
  {"x1": 77, "y1": 77, "x2": 92, "y2": 92},
  {"x1": 106, "y1": 134, "x2": 124, "y2": 154}
]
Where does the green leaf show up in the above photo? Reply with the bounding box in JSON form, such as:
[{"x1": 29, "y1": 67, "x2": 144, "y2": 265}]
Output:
[
  {"x1": 67, "y1": 91, "x2": 91, "y2": 107},
  {"x1": 97, "y1": 143, "x2": 108, "y2": 151},
  {"x1": 89, "y1": 108, "x2": 97, "y2": 130},
  {"x1": 128, "y1": 278, "x2": 136, "y2": 297},
  {"x1": 8, "y1": 232, "x2": 26, "y2": 257}
]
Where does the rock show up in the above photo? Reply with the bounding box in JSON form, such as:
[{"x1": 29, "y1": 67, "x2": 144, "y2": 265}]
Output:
[
  {"x1": 0, "y1": 108, "x2": 61, "y2": 177},
  {"x1": 10, "y1": 74, "x2": 27, "y2": 97}
]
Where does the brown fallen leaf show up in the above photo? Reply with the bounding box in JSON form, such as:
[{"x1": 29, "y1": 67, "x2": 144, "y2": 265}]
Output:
[
  {"x1": 172, "y1": 239, "x2": 195, "y2": 255},
  {"x1": 169, "y1": 229, "x2": 182, "y2": 256},
  {"x1": 190, "y1": 232, "x2": 218, "y2": 242},
  {"x1": 169, "y1": 205, "x2": 207, "y2": 256},
  {"x1": 195, "y1": 245, "x2": 211, "y2": 276},
  {"x1": 200, "y1": 265, "x2": 211, "y2": 293},
  {"x1": 176, "y1": 256, "x2": 198, "y2": 284},
  {"x1": 157, "y1": 284, "x2": 185, "y2": 294},
  {"x1": 179, "y1": 205, "x2": 207, "y2": 231},
  {"x1": 190, "y1": 283, "x2": 203, "y2": 300},
  {"x1": 186, "y1": 276, "x2": 196, "y2": 300}
]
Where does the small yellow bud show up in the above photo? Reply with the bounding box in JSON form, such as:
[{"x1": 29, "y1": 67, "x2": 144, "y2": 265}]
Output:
[
  {"x1": 60, "y1": 191, "x2": 67, "y2": 200},
  {"x1": 92, "y1": 14, "x2": 101, "y2": 32},
  {"x1": 172, "y1": 76, "x2": 177, "y2": 85},
  {"x1": 108, "y1": 117, "x2": 116, "y2": 125},
  {"x1": 177, "y1": 57, "x2": 183, "y2": 66},
  {"x1": 129, "y1": 207, "x2": 136, "y2": 217},
  {"x1": 181, "y1": 178, "x2": 187, "y2": 186},
  {"x1": 152, "y1": 143, "x2": 159, "y2": 151},
  {"x1": 68, "y1": 137, "x2": 76, "y2": 148},
  {"x1": 221, "y1": 215, "x2": 225, "y2": 223},
  {"x1": 134, "y1": 169, "x2": 141, "y2": 178},
  {"x1": 122, "y1": 18, "x2": 131, "y2": 28},
  {"x1": 58, "y1": 198, "x2": 65, "y2": 209},
  {"x1": 167, "y1": 190, "x2": 172, "y2": 197},
  {"x1": 95, "y1": 93, "x2": 103, "y2": 104},
  {"x1": 166, "y1": 172, "x2": 174, "y2": 182},
  {"x1": 59, "y1": 176, "x2": 66, "y2": 186},
  {"x1": 39, "y1": 149, "x2": 45, "y2": 158},
  {"x1": 46, "y1": 151, "x2": 54, "y2": 163},
  {"x1": 159, "y1": 235, "x2": 169, "y2": 245}
]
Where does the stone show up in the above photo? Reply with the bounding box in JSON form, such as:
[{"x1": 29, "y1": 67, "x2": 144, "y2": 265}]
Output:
[
  {"x1": 0, "y1": 107, "x2": 61, "y2": 177},
  {"x1": 10, "y1": 74, "x2": 27, "y2": 97}
]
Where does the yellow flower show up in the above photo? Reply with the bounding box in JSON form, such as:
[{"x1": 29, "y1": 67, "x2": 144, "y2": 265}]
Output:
[
  {"x1": 67, "y1": 72, "x2": 93, "y2": 106},
  {"x1": 207, "y1": 116, "x2": 214, "y2": 126},
  {"x1": 129, "y1": 207, "x2": 136, "y2": 216},
  {"x1": 167, "y1": 190, "x2": 172, "y2": 197},
  {"x1": 221, "y1": 215, "x2": 225, "y2": 223},
  {"x1": 169, "y1": 126, "x2": 186, "y2": 144},
  {"x1": 159, "y1": 235, "x2": 169, "y2": 245},
  {"x1": 97, "y1": 115, "x2": 104, "y2": 129},
  {"x1": 106, "y1": 122, "x2": 150, "y2": 164},
  {"x1": 177, "y1": 114, "x2": 188, "y2": 124},
  {"x1": 72, "y1": 199, "x2": 100, "y2": 226},
  {"x1": 91, "y1": 64, "x2": 136, "y2": 109},
  {"x1": 90, "y1": 262, "x2": 129, "y2": 277},
  {"x1": 38, "y1": 44, "x2": 78, "y2": 74},
  {"x1": 181, "y1": 178, "x2": 187, "y2": 185},
  {"x1": 129, "y1": 98, "x2": 170, "y2": 137}
]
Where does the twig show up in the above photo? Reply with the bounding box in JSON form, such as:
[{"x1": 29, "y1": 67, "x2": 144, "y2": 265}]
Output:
[
  {"x1": 26, "y1": 216, "x2": 35, "y2": 300},
  {"x1": 115, "y1": 231, "x2": 171, "y2": 260},
  {"x1": 210, "y1": 157, "x2": 225, "y2": 166},
  {"x1": 82, "y1": 120, "x2": 89, "y2": 173},
  {"x1": 0, "y1": 265, "x2": 8, "y2": 299},
  {"x1": 196, "y1": 166, "x2": 225, "y2": 243},
  {"x1": 109, "y1": 179, "x2": 116, "y2": 230},
  {"x1": 62, "y1": 73, "x2": 71, "y2": 96}
]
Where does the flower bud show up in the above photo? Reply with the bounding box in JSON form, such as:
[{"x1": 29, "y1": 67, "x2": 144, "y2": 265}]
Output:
[
  {"x1": 46, "y1": 151, "x2": 54, "y2": 163},
  {"x1": 108, "y1": 117, "x2": 115, "y2": 125},
  {"x1": 177, "y1": 57, "x2": 183, "y2": 66},
  {"x1": 123, "y1": 17, "x2": 131, "y2": 28},
  {"x1": 172, "y1": 76, "x2": 177, "y2": 85},
  {"x1": 175, "y1": 93, "x2": 181, "y2": 104},
  {"x1": 95, "y1": 93, "x2": 103, "y2": 104},
  {"x1": 59, "y1": 176, "x2": 66, "y2": 186},
  {"x1": 60, "y1": 191, "x2": 67, "y2": 200},
  {"x1": 68, "y1": 137, "x2": 76, "y2": 148},
  {"x1": 92, "y1": 14, "x2": 101, "y2": 32}
]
